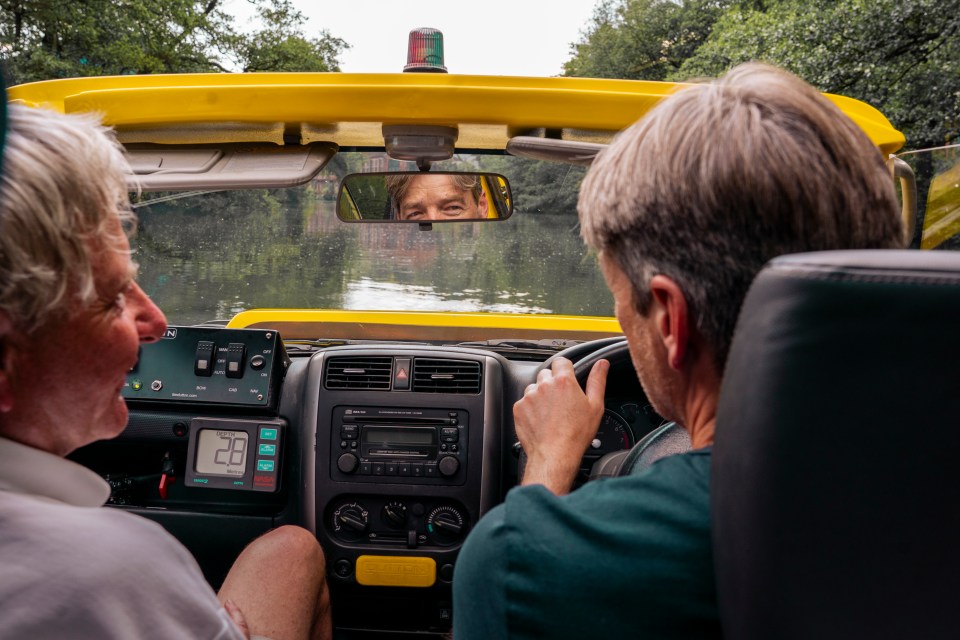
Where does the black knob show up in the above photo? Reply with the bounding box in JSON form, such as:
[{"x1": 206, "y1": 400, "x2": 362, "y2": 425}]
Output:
[
  {"x1": 432, "y1": 512, "x2": 463, "y2": 534},
  {"x1": 438, "y1": 455, "x2": 459, "y2": 477},
  {"x1": 337, "y1": 453, "x2": 359, "y2": 474},
  {"x1": 383, "y1": 501, "x2": 408, "y2": 528},
  {"x1": 339, "y1": 513, "x2": 367, "y2": 532},
  {"x1": 426, "y1": 506, "x2": 466, "y2": 545},
  {"x1": 332, "y1": 502, "x2": 369, "y2": 541}
]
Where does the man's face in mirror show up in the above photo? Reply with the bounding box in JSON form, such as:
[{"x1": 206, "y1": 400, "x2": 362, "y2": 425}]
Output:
[{"x1": 394, "y1": 174, "x2": 489, "y2": 221}]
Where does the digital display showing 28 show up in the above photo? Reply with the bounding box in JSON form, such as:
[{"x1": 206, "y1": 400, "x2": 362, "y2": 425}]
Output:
[{"x1": 194, "y1": 429, "x2": 249, "y2": 476}]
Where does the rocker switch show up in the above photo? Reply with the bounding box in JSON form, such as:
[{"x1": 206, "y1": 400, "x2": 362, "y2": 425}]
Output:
[
  {"x1": 225, "y1": 343, "x2": 247, "y2": 379},
  {"x1": 194, "y1": 341, "x2": 215, "y2": 377}
]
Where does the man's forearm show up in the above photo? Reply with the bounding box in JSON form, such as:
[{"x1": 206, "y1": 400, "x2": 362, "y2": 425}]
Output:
[{"x1": 521, "y1": 453, "x2": 581, "y2": 495}]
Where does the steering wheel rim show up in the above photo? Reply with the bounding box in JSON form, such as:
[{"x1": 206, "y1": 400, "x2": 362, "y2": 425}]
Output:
[
  {"x1": 517, "y1": 339, "x2": 634, "y2": 482},
  {"x1": 535, "y1": 336, "x2": 627, "y2": 376},
  {"x1": 573, "y1": 341, "x2": 691, "y2": 478}
]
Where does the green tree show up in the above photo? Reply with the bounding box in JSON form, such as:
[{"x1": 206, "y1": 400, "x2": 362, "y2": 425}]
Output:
[
  {"x1": 235, "y1": 0, "x2": 346, "y2": 73},
  {"x1": 564, "y1": 0, "x2": 730, "y2": 80},
  {"x1": 0, "y1": 0, "x2": 348, "y2": 84},
  {"x1": 675, "y1": 0, "x2": 960, "y2": 150}
]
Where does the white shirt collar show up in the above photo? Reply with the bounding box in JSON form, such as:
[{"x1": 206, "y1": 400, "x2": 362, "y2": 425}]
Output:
[{"x1": 0, "y1": 436, "x2": 111, "y2": 507}]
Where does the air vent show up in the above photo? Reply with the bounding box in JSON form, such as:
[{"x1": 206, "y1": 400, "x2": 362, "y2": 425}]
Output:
[
  {"x1": 412, "y1": 358, "x2": 482, "y2": 394},
  {"x1": 325, "y1": 356, "x2": 393, "y2": 390}
]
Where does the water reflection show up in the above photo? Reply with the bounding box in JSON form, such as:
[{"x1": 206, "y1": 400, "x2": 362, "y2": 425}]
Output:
[
  {"x1": 344, "y1": 277, "x2": 551, "y2": 313},
  {"x1": 134, "y1": 184, "x2": 612, "y2": 328}
]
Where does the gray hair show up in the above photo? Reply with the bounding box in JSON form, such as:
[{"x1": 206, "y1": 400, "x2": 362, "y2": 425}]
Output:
[
  {"x1": 0, "y1": 104, "x2": 134, "y2": 331},
  {"x1": 579, "y1": 62, "x2": 902, "y2": 370}
]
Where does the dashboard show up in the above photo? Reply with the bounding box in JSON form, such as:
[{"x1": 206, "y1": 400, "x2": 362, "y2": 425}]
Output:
[{"x1": 70, "y1": 325, "x2": 657, "y2": 636}]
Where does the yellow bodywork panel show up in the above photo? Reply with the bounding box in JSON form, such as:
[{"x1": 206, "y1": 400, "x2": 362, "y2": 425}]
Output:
[
  {"x1": 921, "y1": 155, "x2": 960, "y2": 250},
  {"x1": 228, "y1": 310, "x2": 624, "y2": 342},
  {"x1": 355, "y1": 555, "x2": 436, "y2": 588},
  {"x1": 7, "y1": 73, "x2": 905, "y2": 154}
]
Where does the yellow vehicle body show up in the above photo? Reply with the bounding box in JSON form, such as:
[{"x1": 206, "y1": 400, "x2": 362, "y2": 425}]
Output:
[
  {"x1": 10, "y1": 72, "x2": 904, "y2": 152},
  {"x1": 9, "y1": 73, "x2": 906, "y2": 337}
]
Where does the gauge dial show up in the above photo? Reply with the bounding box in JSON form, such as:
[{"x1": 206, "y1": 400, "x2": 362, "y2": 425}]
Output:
[{"x1": 587, "y1": 409, "x2": 635, "y2": 458}]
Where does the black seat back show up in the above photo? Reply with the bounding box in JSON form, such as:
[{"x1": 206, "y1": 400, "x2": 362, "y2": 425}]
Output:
[{"x1": 713, "y1": 250, "x2": 960, "y2": 640}]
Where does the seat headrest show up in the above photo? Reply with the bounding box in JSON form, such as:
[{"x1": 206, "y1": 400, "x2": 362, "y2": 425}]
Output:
[{"x1": 713, "y1": 250, "x2": 960, "y2": 640}]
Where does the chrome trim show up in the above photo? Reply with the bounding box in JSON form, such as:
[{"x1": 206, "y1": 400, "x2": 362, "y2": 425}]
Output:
[
  {"x1": 479, "y1": 354, "x2": 503, "y2": 516},
  {"x1": 300, "y1": 350, "x2": 327, "y2": 536}
]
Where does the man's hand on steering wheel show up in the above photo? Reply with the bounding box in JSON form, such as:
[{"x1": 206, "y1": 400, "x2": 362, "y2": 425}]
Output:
[{"x1": 514, "y1": 356, "x2": 610, "y2": 496}]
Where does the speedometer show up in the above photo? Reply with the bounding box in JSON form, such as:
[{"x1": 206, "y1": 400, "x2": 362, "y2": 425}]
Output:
[{"x1": 587, "y1": 409, "x2": 635, "y2": 458}]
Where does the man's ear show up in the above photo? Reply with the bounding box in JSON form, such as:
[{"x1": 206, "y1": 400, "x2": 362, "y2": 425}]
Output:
[
  {"x1": 0, "y1": 310, "x2": 16, "y2": 412},
  {"x1": 476, "y1": 190, "x2": 489, "y2": 218},
  {"x1": 648, "y1": 275, "x2": 690, "y2": 371}
]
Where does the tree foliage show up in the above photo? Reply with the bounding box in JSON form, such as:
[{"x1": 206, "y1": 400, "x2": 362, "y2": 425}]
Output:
[
  {"x1": 565, "y1": 0, "x2": 960, "y2": 150},
  {"x1": 0, "y1": 0, "x2": 348, "y2": 84},
  {"x1": 563, "y1": 0, "x2": 730, "y2": 80},
  {"x1": 677, "y1": 0, "x2": 960, "y2": 149}
]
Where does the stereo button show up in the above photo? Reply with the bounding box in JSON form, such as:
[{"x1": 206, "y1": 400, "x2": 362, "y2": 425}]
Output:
[
  {"x1": 337, "y1": 453, "x2": 359, "y2": 474},
  {"x1": 438, "y1": 456, "x2": 460, "y2": 477},
  {"x1": 386, "y1": 463, "x2": 398, "y2": 475},
  {"x1": 359, "y1": 462, "x2": 372, "y2": 475},
  {"x1": 399, "y1": 463, "x2": 411, "y2": 476},
  {"x1": 411, "y1": 463, "x2": 424, "y2": 477},
  {"x1": 424, "y1": 463, "x2": 438, "y2": 478}
]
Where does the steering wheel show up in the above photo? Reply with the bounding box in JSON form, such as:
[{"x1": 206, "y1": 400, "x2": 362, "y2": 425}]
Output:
[
  {"x1": 518, "y1": 339, "x2": 691, "y2": 482},
  {"x1": 572, "y1": 342, "x2": 691, "y2": 478}
]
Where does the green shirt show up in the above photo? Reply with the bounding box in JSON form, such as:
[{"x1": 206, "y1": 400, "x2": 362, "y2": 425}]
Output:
[{"x1": 453, "y1": 449, "x2": 718, "y2": 639}]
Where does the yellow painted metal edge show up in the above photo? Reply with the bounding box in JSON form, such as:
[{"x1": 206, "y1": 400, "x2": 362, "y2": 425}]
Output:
[
  {"x1": 227, "y1": 309, "x2": 622, "y2": 333},
  {"x1": 8, "y1": 73, "x2": 904, "y2": 154},
  {"x1": 355, "y1": 555, "x2": 436, "y2": 588}
]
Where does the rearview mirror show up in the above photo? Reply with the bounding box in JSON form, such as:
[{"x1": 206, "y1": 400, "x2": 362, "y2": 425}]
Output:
[{"x1": 337, "y1": 172, "x2": 513, "y2": 222}]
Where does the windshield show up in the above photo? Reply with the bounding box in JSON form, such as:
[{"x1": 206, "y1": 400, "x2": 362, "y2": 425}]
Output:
[
  {"x1": 893, "y1": 144, "x2": 960, "y2": 251},
  {"x1": 132, "y1": 152, "x2": 613, "y2": 326}
]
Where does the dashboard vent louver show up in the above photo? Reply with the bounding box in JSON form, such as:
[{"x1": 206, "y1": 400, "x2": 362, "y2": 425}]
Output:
[
  {"x1": 412, "y1": 358, "x2": 482, "y2": 394},
  {"x1": 325, "y1": 356, "x2": 393, "y2": 390}
]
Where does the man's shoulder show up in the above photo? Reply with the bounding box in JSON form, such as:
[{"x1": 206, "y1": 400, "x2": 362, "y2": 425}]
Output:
[
  {"x1": 509, "y1": 448, "x2": 711, "y2": 528},
  {"x1": 455, "y1": 449, "x2": 718, "y2": 640},
  {"x1": 0, "y1": 492, "x2": 239, "y2": 639},
  {"x1": 471, "y1": 448, "x2": 713, "y2": 581},
  {"x1": 1, "y1": 490, "x2": 186, "y2": 559}
]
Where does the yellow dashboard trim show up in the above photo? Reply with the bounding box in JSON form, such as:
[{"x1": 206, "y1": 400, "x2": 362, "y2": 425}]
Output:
[
  {"x1": 8, "y1": 73, "x2": 905, "y2": 154},
  {"x1": 355, "y1": 555, "x2": 436, "y2": 588},
  {"x1": 228, "y1": 309, "x2": 622, "y2": 333}
]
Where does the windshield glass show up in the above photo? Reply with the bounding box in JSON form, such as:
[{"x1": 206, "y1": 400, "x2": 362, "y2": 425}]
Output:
[
  {"x1": 894, "y1": 144, "x2": 960, "y2": 251},
  {"x1": 132, "y1": 152, "x2": 613, "y2": 326}
]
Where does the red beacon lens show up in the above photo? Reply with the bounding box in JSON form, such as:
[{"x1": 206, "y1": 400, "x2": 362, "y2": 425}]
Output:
[{"x1": 404, "y1": 28, "x2": 447, "y2": 73}]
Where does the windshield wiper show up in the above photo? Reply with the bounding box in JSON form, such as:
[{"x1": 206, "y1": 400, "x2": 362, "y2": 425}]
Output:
[
  {"x1": 450, "y1": 338, "x2": 584, "y2": 357},
  {"x1": 283, "y1": 338, "x2": 433, "y2": 355}
]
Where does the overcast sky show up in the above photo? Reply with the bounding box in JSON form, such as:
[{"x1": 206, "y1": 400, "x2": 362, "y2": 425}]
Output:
[{"x1": 224, "y1": 0, "x2": 602, "y2": 76}]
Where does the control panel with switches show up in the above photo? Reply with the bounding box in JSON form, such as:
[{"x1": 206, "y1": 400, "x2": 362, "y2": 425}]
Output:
[{"x1": 123, "y1": 326, "x2": 287, "y2": 408}]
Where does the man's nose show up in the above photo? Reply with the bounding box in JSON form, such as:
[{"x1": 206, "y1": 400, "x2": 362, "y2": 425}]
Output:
[{"x1": 131, "y1": 282, "x2": 167, "y2": 343}]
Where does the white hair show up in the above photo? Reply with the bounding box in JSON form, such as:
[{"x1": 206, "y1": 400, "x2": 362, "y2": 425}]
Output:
[{"x1": 0, "y1": 104, "x2": 134, "y2": 331}]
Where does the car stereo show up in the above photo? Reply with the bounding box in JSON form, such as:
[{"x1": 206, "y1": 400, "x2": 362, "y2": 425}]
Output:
[{"x1": 330, "y1": 406, "x2": 467, "y2": 485}]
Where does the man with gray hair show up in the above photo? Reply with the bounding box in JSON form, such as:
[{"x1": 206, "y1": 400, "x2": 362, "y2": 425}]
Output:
[
  {"x1": 0, "y1": 103, "x2": 331, "y2": 639},
  {"x1": 453, "y1": 63, "x2": 902, "y2": 638}
]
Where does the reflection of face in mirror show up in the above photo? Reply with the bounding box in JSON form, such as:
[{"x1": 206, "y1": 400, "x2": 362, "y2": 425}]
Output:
[{"x1": 386, "y1": 174, "x2": 489, "y2": 221}]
